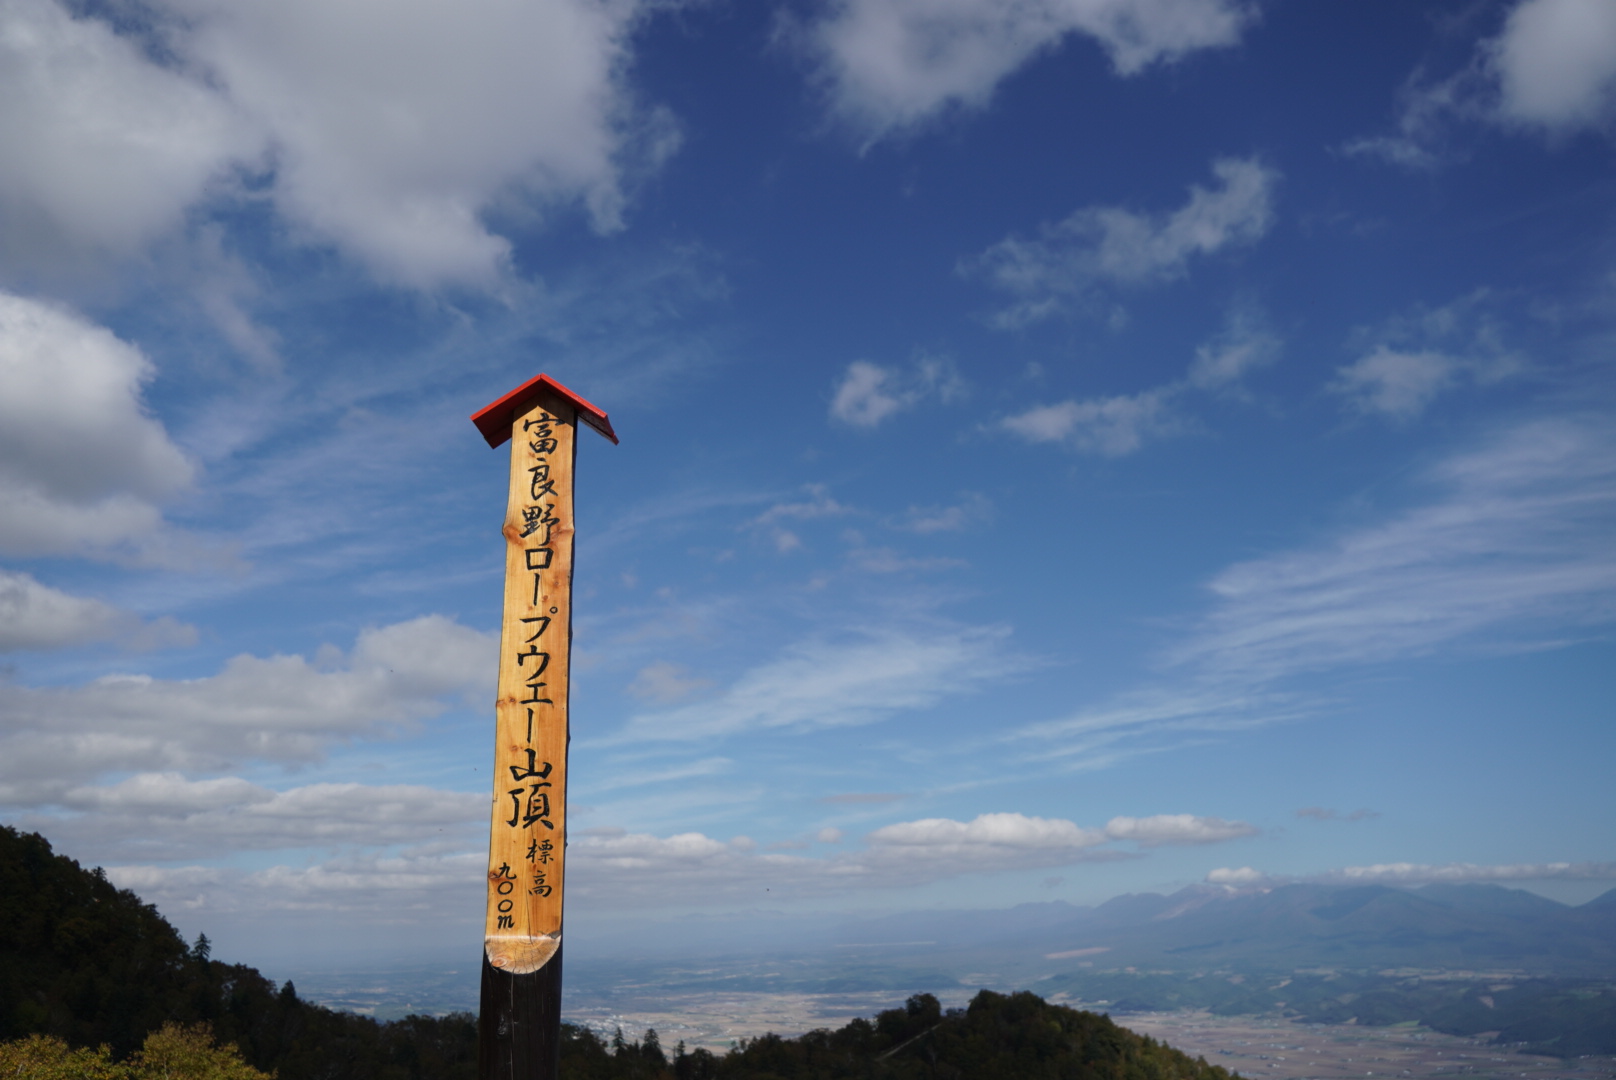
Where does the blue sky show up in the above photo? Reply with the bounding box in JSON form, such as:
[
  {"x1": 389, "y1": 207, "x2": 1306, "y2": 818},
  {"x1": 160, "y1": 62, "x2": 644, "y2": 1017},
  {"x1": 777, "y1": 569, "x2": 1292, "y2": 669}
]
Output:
[{"x1": 1, "y1": 0, "x2": 1614, "y2": 971}]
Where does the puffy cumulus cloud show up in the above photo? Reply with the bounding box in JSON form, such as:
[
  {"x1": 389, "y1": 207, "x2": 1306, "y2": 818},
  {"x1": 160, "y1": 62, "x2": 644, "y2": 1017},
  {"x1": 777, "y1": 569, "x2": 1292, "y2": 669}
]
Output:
[
  {"x1": 1103, "y1": 813, "x2": 1257, "y2": 846},
  {"x1": 801, "y1": 0, "x2": 1254, "y2": 144},
  {"x1": 0, "y1": 570, "x2": 195, "y2": 653},
  {"x1": 108, "y1": 849, "x2": 488, "y2": 917},
  {"x1": 0, "y1": 0, "x2": 676, "y2": 288},
  {"x1": 100, "y1": 804, "x2": 1256, "y2": 919},
  {"x1": 1002, "y1": 388, "x2": 1178, "y2": 456},
  {"x1": 0, "y1": 615, "x2": 496, "y2": 805},
  {"x1": 1207, "y1": 861, "x2": 1616, "y2": 888},
  {"x1": 964, "y1": 157, "x2": 1277, "y2": 326},
  {"x1": 166, "y1": 0, "x2": 677, "y2": 287},
  {"x1": 830, "y1": 356, "x2": 963, "y2": 428},
  {"x1": 865, "y1": 812, "x2": 1110, "y2": 868},
  {"x1": 1204, "y1": 865, "x2": 1268, "y2": 886},
  {"x1": 30, "y1": 774, "x2": 485, "y2": 860},
  {"x1": 0, "y1": 0, "x2": 258, "y2": 265},
  {"x1": 1332, "y1": 348, "x2": 1466, "y2": 420},
  {"x1": 0, "y1": 292, "x2": 195, "y2": 559},
  {"x1": 1491, "y1": 0, "x2": 1616, "y2": 133},
  {"x1": 612, "y1": 625, "x2": 1020, "y2": 741},
  {"x1": 569, "y1": 809, "x2": 1258, "y2": 905},
  {"x1": 0, "y1": 570, "x2": 121, "y2": 651},
  {"x1": 1347, "y1": 0, "x2": 1616, "y2": 168},
  {"x1": 1174, "y1": 415, "x2": 1616, "y2": 681}
]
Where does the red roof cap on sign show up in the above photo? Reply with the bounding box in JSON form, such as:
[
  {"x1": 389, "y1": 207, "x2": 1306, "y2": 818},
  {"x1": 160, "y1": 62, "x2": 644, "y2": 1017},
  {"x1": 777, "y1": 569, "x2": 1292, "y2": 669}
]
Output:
[{"x1": 471, "y1": 373, "x2": 619, "y2": 448}]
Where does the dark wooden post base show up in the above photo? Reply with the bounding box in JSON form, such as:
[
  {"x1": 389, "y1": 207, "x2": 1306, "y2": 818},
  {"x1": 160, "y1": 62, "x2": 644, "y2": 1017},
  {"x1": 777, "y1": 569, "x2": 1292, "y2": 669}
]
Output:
[{"x1": 478, "y1": 945, "x2": 563, "y2": 1080}]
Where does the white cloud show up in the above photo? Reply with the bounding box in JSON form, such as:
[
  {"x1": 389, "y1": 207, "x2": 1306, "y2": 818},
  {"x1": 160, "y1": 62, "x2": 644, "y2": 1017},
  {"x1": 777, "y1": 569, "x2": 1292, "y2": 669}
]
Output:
[
  {"x1": 829, "y1": 356, "x2": 962, "y2": 428},
  {"x1": 1002, "y1": 388, "x2": 1178, "y2": 456},
  {"x1": 626, "y1": 661, "x2": 714, "y2": 703},
  {"x1": 0, "y1": 292, "x2": 196, "y2": 559},
  {"x1": 1104, "y1": 813, "x2": 1257, "y2": 846},
  {"x1": 965, "y1": 157, "x2": 1277, "y2": 326},
  {"x1": 1208, "y1": 860, "x2": 1616, "y2": 888},
  {"x1": 96, "y1": 804, "x2": 1248, "y2": 919},
  {"x1": 1332, "y1": 348, "x2": 1462, "y2": 420},
  {"x1": 0, "y1": 0, "x2": 677, "y2": 288},
  {"x1": 866, "y1": 812, "x2": 1109, "y2": 867},
  {"x1": 1491, "y1": 0, "x2": 1616, "y2": 133},
  {"x1": 1012, "y1": 684, "x2": 1309, "y2": 771},
  {"x1": 1014, "y1": 411, "x2": 1616, "y2": 767},
  {"x1": 0, "y1": 0, "x2": 258, "y2": 265},
  {"x1": 831, "y1": 361, "x2": 905, "y2": 427},
  {"x1": 0, "y1": 570, "x2": 121, "y2": 651},
  {"x1": 1331, "y1": 293, "x2": 1518, "y2": 421},
  {"x1": 1187, "y1": 313, "x2": 1280, "y2": 391},
  {"x1": 1204, "y1": 865, "x2": 1267, "y2": 886},
  {"x1": 107, "y1": 849, "x2": 488, "y2": 917},
  {"x1": 899, "y1": 492, "x2": 992, "y2": 533},
  {"x1": 1341, "y1": 70, "x2": 1476, "y2": 171},
  {"x1": 0, "y1": 571, "x2": 194, "y2": 653},
  {"x1": 1001, "y1": 306, "x2": 1278, "y2": 458},
  {"x1": 0, "y1": 615, "x2": 496, "y2": 805},
  {"x1": 32, "y1": 774, "x2": 485, "y2": 860},
  {"x1": 1347, "y1": 0, "x2": 1616, "y2": 168},
  {"x1": 1176, "y1": 415, "x2": 1616, "y2": 681},
  {"x1": 614, "y1": 625, "x2": 1019, "y2": 741},
  {"x1": 166, "y1": 0, "x2": 676, "y2": 287},
  {"x1": 801, "y1": 0, "x2": 1254, "y2": 144},
  {"x1": 1329, "y1": 860, "x2": 1616, "y2": 884},
  {"x1": 751, "y1": 485, "x2": 855, "y2": 526}
]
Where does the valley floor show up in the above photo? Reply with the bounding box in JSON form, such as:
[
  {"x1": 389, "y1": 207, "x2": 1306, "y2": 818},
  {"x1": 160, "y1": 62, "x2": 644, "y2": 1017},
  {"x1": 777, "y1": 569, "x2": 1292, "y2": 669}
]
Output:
[{"x1": 1113, "y1": 1011, "x2": 1616, "y2": 1080}]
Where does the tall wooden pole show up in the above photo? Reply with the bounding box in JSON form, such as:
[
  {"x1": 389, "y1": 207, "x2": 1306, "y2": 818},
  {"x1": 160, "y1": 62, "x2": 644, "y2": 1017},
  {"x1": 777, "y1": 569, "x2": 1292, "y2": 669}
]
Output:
[{"x1": 470, "y1": 375, "x2": 617, "y2": 1080}]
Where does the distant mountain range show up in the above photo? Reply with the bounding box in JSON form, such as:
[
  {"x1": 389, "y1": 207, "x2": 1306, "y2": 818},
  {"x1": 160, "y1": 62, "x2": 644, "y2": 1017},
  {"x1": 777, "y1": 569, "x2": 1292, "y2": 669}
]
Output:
[
  {"x1": 580, "y1": 882, "x2": 1616, "y2": 980},
  {"x1": 819, "y1": 882, "x2": 1616, "y2": 977}
]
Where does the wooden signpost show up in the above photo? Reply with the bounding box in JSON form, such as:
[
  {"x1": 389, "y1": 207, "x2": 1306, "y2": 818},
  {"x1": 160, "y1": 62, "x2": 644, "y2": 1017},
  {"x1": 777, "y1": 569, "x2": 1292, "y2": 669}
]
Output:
[{"x1": 470, "y1": 374, "x2": 618, "y2": 1080}]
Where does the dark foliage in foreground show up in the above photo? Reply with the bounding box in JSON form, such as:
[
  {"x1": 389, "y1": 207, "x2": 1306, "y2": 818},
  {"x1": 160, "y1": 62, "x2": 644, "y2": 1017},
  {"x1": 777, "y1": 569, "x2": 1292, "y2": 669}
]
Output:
[
  {"x1": 1, "y1": 825, "x2": 477, "y2": 1079},
  {"x1": 644, "y1": 989, "x2": 1239, "y2": 1080}
]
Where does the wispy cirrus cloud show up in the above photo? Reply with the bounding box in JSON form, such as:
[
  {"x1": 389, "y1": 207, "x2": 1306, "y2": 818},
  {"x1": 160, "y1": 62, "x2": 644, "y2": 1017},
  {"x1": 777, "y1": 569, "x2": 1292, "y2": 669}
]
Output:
[
  {"x1": 1000, "y1": 305, "x2": 1279, "y2": 456},
  {"x1": 1016, "y1": 411, "x2": 1616, "y2": 765},
  {"x1": 1175, "y1": 415, "x2": 1616, "y2": 681},
  {"x1": 611, "y1": 624, "x2": 1022, "y2": 741}
]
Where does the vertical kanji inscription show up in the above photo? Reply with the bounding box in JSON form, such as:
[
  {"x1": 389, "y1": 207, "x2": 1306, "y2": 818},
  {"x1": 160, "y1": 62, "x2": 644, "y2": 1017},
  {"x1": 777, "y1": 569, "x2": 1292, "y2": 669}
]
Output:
[{"x1": 485, "y1": 395, "x2": 575, "y2": 974}]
